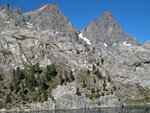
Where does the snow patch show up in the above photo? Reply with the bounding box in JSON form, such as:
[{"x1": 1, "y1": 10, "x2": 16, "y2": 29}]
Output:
[
  {"x1": 0, "y1": 32, "x2": 6, "y2": 34},
  {"x1": 79, "y1": 33, "x2": 91, "y2": 45},
  {"x1": 26, "y1": 21, "x2": 32, "y2": 26},
  {"x1": 27, "y1": 25, "x2": 33, "y2": 28},
  {"x1": 123, "y1": 41, "x2": 132, "y2": 47},
  {"x1": 26, "y1": 21, "x2": 33, "y2": 28},
  {"x1": 104, "y1": 43, "x2": 107, "y2": 47},
  {"x1": 39, "y1": 5, "x2": 47, "y2": 11},
  {"x1": 5, "y1": 21, "x2": 10, "y2": 24},
  {"x1": 113, "y1": 43, "x2": 116, "y2": 46}
]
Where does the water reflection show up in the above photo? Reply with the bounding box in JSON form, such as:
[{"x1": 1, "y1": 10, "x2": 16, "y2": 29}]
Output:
[{"x1": 6, "y1": 107, "x2": 150, "y2": 113}]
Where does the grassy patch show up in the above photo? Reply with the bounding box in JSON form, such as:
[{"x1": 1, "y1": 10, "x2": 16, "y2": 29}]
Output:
[
  {"x1": 18, "y1": 42, "x2": 32, "y2": 65},
  {"x1": 85, "y1": 93, "x2": 100, "y2": 100},
  {"x1": 0, "y1": 50, "x2": 12, "y2": 56},
  {"x1": 126, "y1": 98, "x2": 150, "y2": 105},
  {"x1": 12, "y1": 35, "x2": 29, "y2": 40},
  {"x1": 0, "y1": 104, "x2": 4, "y2": 109}
]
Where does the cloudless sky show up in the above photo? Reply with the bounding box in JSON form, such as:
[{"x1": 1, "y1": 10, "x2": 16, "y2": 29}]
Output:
[{"x1": 0, "y1": 0, "x2": 150, "y2": 44}]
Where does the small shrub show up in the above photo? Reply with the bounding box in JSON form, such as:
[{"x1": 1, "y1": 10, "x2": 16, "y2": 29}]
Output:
[
  {"x1": 76, "y1": 87, "x2": 81, "y2": 96},
  {"x1": 93, "y1": 64, "x2": 96, "y2": 72},
  {"x1": 5, "y1": 94, "x2": 11, "y2": 104},
  {"x1": 95, "y1": 69, "x2": 102, "y2": 79},
  {"x1": 101, "y1": 58, "x2": 104, "y2": 64},
  {"x1": 113, "y1": 86, "x2": 117, "y2": 90},
  {"x1": 111, "y1": 89, "x2": 113, "y2": 94},
  {"x1": 91, "y1": 87, "x2": 95, "y2": 94},
  {"x1": 82, "y1": 80, "x2": 86, "y2": 88},
  {"x1": 48, "y1": 81, "x2": 57, "y2": 95},
  {"x1": 87, "y1": 69, "x2": 90, "y2": 75},
  {"x1": 108, "y1": 76, "x2": 111, "y2": 82},
  {"x1": 0, "y1": 74, "x2": 3, "y2": 81},
  {"x1": 77, "y1": 50, "x2": 80, "y2": 54},
  {"x1": 103, "y1": 80, "x2": 107, "y2": 90},
  {"x1": 102, "y1": 93, "x2": 105, "y2": 96},
  {"x1": 94, "y1": 77, "x2": 96, "y2": 83}
]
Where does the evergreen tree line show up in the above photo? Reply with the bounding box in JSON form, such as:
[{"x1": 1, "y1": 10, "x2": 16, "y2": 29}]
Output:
[{"x1": 6, "y1": 63, "x2": 75, "y2": 104}]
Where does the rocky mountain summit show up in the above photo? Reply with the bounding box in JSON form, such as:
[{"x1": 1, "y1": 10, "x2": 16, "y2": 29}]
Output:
[
  {"x1": 0, "y1": 3, "x2": 150, "y2": 111},
  {"x1": 24, "y1": 3, "x2": 75, "y2": 33},
  {"x1": 82, "y1": 11, "x2": 139, "y2": 48}
]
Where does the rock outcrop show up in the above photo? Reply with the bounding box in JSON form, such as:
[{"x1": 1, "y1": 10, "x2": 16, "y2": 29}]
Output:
[{"x1": 95, "y1": 95, "x2": 122, "y2": 108}]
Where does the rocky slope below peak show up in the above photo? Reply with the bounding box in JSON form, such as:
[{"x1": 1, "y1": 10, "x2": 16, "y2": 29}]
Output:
[{"x1": 82, "y1": 11, "x2": 139, "y2": 48}]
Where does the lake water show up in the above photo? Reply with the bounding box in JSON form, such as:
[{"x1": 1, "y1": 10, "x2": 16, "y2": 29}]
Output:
[{"x1": 7, "y1": 107, "x2": 150, "y2": 113}]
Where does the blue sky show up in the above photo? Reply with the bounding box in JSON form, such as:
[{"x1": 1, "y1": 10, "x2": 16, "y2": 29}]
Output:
[{"x1": 0, "y1": 0, "x2": 150, "y2": 44}]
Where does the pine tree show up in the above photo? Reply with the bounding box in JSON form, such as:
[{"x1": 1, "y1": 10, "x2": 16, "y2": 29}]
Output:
[
  {"x1": 76, "y1": 87, "x2": 81, "y2": 95},
  {"x1": 49, "y1": 63, "x2": 57, "y2": 77},
  {"x1": 42, "y1": 91, "x2": 47, "y2": 101},
  {"x1": 87, "y1": 69, "x2": 90, "y2": 75},
  {"x1": 35, "y1": 62, "x2": 40, "y2": 73},
  {"x1": 5, "y1": 94, "x2": 11, "y2": 103},
  {"x1": 65, "y1": 74, "x2": 70, "y2": 83},
  {"x1": 59, "y1": 72, "x2": 63, "y2": 85},
  {"x1": 45, "y1": 65, "x2": 51, "y2": 82},
  {"x1": 96, "y1": 69, "x2": 102, "y2": 79},
  {"x1": 91, "y1": 87, "x2": 95, "y2": 94},
  {"x1": 93, "y1": 64, "x2": 96, "y2": 72},
  {"x1": 0, "y1": 74, "x2": 3, "y2": 81},
  {"x1": 101, "y1": 58, "x2": 104, "y2": 64},
  {"x1": 94, "y1": 77, "x2": 96, "y2": 83},
  {"x1": 108, "y1": 76, "x2": 111, "y2": 82},
  {"x1": 20, "y1": 82, "x2": 25, "y2": 96},
  {"x1": 82, "y1": 80, "x2": 86, "y2": 88},
  {"x1": 103, "y1": 79, "x2": 107, "y2": 90}
]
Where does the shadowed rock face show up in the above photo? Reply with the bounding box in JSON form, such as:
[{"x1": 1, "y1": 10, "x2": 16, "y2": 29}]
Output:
[
  {"x1": 23, "y1": 3, "x2": 75, "y2": 33},
  {"x1": 82, "y1": 11, "x2": 139, "y2": 47}
]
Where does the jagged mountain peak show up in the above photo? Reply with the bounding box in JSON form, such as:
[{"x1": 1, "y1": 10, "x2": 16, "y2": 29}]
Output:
[
  {"x1": 24, "y1": 3, "x2": 75, "y2": 33},
  {"x1": 99, "y1": 11, "x2": 112, "y2": 19},
  {"x1": 82, "y1": 11, "x2": 139, "y2": 47},
  {"x1": 5, "y1": 3, "x2": 11, "y2": 10},
  {"x1": 14, "y1": 6, "x2": 22, "y2": 15},
  {"x1": 37, "y1": 3, "x2": 59, "y2": 12},
  {"x1": 0, "y1": 4, "x2": 26, "y2": 30}
]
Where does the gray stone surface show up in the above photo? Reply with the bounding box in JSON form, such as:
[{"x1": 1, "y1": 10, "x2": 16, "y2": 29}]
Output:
[
  {"x1": 52, "y1": 83, "x2": 98, "y2": 109},
  {"x1": 95, "y1": 95, "x2": 122, "y2": 108}
]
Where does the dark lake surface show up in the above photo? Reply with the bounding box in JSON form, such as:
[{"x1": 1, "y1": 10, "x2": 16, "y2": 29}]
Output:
[{"x1": 6, "y1": 107, "x2": 150, "y2": 113}]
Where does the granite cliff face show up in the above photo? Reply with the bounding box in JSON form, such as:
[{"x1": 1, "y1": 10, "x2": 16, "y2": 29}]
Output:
[{"x1": 0, "y1": 3, "x2": 150, "y2": 111}]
